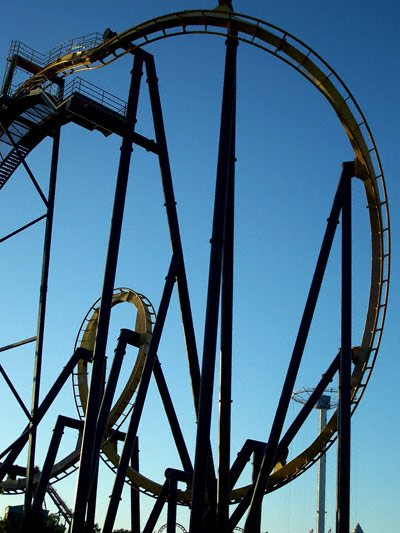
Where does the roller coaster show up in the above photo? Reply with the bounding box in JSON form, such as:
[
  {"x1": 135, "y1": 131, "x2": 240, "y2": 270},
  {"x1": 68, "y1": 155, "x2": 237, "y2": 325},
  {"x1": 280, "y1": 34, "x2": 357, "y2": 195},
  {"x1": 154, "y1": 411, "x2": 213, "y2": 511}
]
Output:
[{"x1": 0, "y1": 2, "x2": 389, "y2": 532}]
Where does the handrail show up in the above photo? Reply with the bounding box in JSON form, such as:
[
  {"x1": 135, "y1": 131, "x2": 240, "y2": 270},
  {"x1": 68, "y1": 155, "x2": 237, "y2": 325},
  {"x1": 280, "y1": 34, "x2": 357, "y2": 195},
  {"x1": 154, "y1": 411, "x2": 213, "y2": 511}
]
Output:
[
  {"x1": 59, "y1": 77, "x2": 128, "y2": 116},
  {"x1": 7, "y1": 33, "x2": 103, "y2": 70}
]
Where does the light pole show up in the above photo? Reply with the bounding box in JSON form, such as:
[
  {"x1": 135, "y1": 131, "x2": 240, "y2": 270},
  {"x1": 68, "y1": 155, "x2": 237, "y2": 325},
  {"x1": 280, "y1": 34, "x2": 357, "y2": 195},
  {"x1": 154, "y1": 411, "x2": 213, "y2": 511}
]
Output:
[
  {"x1": 315, "y1": 394, "x2": 330, "y2": 533},
  {"x1": 292, "y1": 389, "x2": 337, "y2": 533}
]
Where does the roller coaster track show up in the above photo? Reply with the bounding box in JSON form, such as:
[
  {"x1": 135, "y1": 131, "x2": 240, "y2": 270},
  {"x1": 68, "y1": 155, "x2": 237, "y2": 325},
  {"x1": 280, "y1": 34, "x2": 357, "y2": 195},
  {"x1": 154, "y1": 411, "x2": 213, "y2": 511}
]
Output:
[
  {"x1": 46, "y1": 484, "x2": 73, "y2": 527},
  {"x1": 0, "y1": 8, "x2": 390, "y2": 505}
]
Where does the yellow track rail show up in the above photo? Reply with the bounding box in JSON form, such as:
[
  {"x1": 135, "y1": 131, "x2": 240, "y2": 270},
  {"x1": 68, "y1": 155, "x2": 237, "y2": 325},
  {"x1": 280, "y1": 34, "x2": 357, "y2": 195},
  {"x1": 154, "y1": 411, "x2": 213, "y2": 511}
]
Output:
[{"x1": 1, "y1": 9, "x2": 390, "y2": 502}]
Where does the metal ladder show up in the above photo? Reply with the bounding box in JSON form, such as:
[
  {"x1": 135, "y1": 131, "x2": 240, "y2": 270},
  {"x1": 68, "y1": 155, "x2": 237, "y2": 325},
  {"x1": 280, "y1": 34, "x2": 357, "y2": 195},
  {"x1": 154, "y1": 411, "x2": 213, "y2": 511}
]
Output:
[{"x1": 0, "y1": 92, "x2": 57, "y2": 190}]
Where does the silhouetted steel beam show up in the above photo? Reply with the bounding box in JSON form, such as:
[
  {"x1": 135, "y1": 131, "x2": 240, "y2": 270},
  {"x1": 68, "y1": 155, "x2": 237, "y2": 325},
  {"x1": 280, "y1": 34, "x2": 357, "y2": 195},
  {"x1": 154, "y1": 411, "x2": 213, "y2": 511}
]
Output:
[
  {"x1": 144, "y1": 51, "x2": 202, "y2": 415},
  {"x1": 167, "y1": 475, "x2": 178, "y2": 533},
  {"x1": 217, "y1": 43, "x2": 236, "y2": 531},
  {"x1": 190, "y1": 30, "x2": 238, "y2": 533},
  {"x1": 279, "y1": 352, "x2": 340, "y2": 455},
  {"x1": 0, "y1": 216, "x2": 47, "y2": 243},
  {"x1": 153, "y1": 357, "x2": 193, "y2": 474},
  {"x1": 86, "y1": 359, "x2": 107, "y2": 533},
  {"x1": 131, "y1": 438, "x2": 140, "y2": 533},
  {"x1": 90, "y1": 328, "x2": 139, "y2": 489},
  {"x1": 337, "y1": 161, "x2": 354, "y2": 533},
  {"x1": 102, "y1": 257, "x2": 177, "y2": 533},
  {"x1": 24, "y1": 121, "x2": 61, "y2": 526},
  {"x1": 229, "y1": 440, "x2": 266, "y2": 492},
  {"x1": 0, "y1": 347, "x2": 91, "y2": 480},
  {"x1": 71, "y1": 52, "x2": 144, "y2": 533},
  {"x1": 244, "y1": 165, "x2": 349, "y2": 531},
  {"x1": 0, "y1": 364, "x2": 30, "y2": 418},
  {"x1": 31, "y1": 415, "x2": 83, "y2": 523},
  {"x1": 146, "y1": 47, "x2": 219, "y2": 517},
  {"x1": 229, "y1": 353, "x2": 340, "y2": 529},
  {"x1": 0, "y1": 336, "x2": 36, "y2": 352},
  {"x1": 142, "y1": 481, "x2": 169, "y2": 533}
]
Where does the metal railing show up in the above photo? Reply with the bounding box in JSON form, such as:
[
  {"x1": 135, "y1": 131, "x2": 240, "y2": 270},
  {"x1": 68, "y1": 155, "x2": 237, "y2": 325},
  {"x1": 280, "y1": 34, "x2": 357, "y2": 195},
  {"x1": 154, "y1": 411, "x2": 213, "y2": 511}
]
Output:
[
  {"x1": 1, "y1": 33, "x2": 104, "y2": 97},
  {"x1": 7, "y1": 33, "x2": 103, "y2": 69},
  {"x1": 60, "y1": 77, "x2": 128, "y2": 116},
  {"x1": 5, "y1": 74, "x2": 128, "y2": 119}
]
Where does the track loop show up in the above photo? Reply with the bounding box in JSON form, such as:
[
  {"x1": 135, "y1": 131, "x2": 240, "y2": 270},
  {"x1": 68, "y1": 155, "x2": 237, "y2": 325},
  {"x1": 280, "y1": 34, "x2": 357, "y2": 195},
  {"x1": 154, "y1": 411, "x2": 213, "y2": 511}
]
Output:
[{"x1": 73, "y1": 287, "x2": 155, "y2": 432}]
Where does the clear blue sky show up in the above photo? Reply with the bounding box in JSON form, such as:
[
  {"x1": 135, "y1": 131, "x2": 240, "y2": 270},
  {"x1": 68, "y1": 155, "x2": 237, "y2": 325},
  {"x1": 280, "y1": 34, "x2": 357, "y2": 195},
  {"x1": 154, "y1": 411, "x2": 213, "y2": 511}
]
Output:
[{"x1": 0, "y1": 1, "x2": 399, "y2": 532}]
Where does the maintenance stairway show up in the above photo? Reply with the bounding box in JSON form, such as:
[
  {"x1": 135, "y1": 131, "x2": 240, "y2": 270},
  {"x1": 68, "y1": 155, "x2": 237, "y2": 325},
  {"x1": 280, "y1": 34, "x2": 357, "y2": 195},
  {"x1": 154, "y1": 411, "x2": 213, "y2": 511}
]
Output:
[{"x1": 0, "y1": 34, "x2": 157, "y2": 191}]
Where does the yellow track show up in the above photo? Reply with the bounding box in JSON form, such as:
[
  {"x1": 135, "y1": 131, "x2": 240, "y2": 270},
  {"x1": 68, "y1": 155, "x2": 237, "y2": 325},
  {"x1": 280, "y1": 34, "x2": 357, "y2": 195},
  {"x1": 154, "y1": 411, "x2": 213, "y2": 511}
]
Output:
[{"x1": 1, "y1": 9, "x2": 390, "y2": 502}]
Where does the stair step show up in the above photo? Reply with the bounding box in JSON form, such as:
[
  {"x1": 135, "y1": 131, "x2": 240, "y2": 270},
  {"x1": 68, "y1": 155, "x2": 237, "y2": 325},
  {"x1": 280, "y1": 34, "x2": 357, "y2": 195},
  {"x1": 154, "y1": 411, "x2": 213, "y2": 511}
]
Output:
[{"x1": 0, "y1": 145, "x2": 31, "y2": 190}]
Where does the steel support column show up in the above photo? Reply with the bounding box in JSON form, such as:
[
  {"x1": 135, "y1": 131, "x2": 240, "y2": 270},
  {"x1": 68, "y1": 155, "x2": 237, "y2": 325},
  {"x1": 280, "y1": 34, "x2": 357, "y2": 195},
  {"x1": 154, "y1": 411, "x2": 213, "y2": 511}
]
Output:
[
  {"x1": 167, "y1": 476, "x2": 178, "y2": 533},
  {"x1": 71, "y1": 53, "x2": 144, "y2": 533},
  {"x1": 229, "y1": 353, "x2": 339, "y2": 530},
  {"x1": 91, "y1": 328, "x2": 137, "y2": 485},
  {"x1": 145, "y1": 49, "x2": 222, "y2": 517},
  {"x1": 153, "y1": 357, "x2": 193, "y2": 474},
  {"x1": 189, "y1": 32, "x2": 238, "y2": 533},
  {"x1": 23, "y1": 123, "x2": 61, "y2": 527},
  {"x1": 86, "y1": 358, "x2": 107, "y2": 533},
  {"x1": 85, "y1": 461, "x2": 100, "y2": 533},
  {"x1": 31, "y1": 416, "x2": 83, "y2": 522},
  {"x1": 244, "y1": 166, "x2": 349, "y2": 532},
  {"x1": 142, "y1": 482, "x2": 169, "y2": 533},
  {"x1": 0, "y1": 347, "x2": 91, "y2": 482},
  {"x1": 145, "y1": 52, "x2": 202, "y2": 415},
  {"x1": 336, "y1": 161, "x2": 354, "y2": 533},
  {"x1": 251, "y1": 446, "x2": 264, "y2": 532},
  {"x1": 217, "y1": 51, "x2": 236, "y2": 532},
  {"x1": 102, "y1": 258, "x2": 177, "y2": 533},
  {"x1": 131, "y1": 438, "x2": 140, "y2": 533}
]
